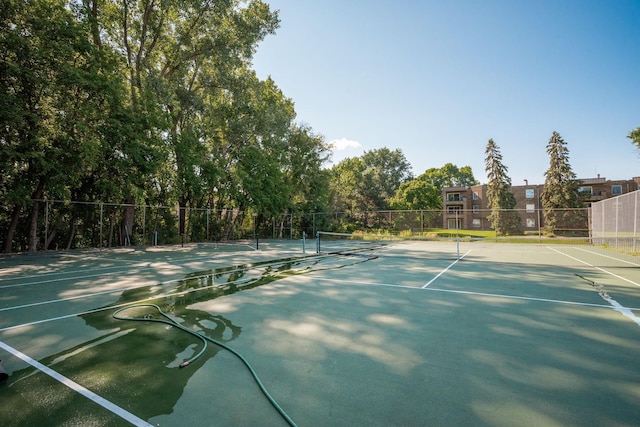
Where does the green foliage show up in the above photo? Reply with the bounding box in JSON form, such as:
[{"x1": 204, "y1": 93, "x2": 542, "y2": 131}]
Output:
[
  {"x1": 389, "y1": 180, "x2": 441, "y2": 210},
  {"x1": 418, "y1": 163, "x2": 479, "y2": 190},
  {"x1": 484, "y1": 139, "x2": 522, "y2": 236},
  {"x1": 0, "y1": 0, "x2": 331, "y2": 252},
  {"x1": 329, "y1": 148, "x2": 412, "y2": 213},
  {"x1": 541, "y1": 131, "x2": 583, "y2": 234},
  {"x1": 628, "y1": 127, "x2": 640, "y2": 150},
  {"x1": 361, "y1": 148, "x2": 413, "y2": 210},
  {"x1": 329, "y1": 157, "x2": 367, "y2": 212}
]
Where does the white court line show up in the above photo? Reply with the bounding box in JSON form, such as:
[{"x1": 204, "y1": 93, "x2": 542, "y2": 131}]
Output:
[
  {"x1": 572, "y1": 246, "x2": 640, "y2": 267},
  {"x1": 547, "y1": 247, "x2": 640, "y2": 288},
  {"x1": 0, "y1": 340, "x2": 152, "y2": 427},
  {"x1": 0, "y1": 286, "x2": 140, "y2": 312},
  {"x1": 6, "y1": 276, "x2": 640, "y2": 335},
  {"x1": 0, "y1": 258, "x2": 306, "y2": 312},
  {"x1": 0, "y1": 253, "x2": 222, "y2": 289},
  {"x1": 0, "y1": 268, "x2": 244, "y2": 313},
  {"x1": 306, "y1": 275, "x2": 640, "y2": 310},
  {"x1": 548, "y1": 247, "x2": 640, "y2": 327},
  {"x1": 421, "y1": 250, "x2": 472, "y2": 288}
]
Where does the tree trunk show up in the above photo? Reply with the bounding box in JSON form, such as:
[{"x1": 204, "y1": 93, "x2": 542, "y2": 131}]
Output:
[
  {"x1": 121, "y1": 197, "x2": 135, "y2": 246},
  {"x1": 45, "y1": 227, "x2": 57, "y2": 250},
  {"x1": 3, "y1": 204, "x2": 22, "y2": 253},
  {"x1": 66, "y1": 218, "x2": 77, "y2": 250},
  {"x1": 28, "y1": 179, "x2": 46, "y2": 252}
]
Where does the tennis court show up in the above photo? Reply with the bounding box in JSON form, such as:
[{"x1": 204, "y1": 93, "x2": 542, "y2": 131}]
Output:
[{"x1": 1, "y1": 236, "x2": 639, "y2": 426}]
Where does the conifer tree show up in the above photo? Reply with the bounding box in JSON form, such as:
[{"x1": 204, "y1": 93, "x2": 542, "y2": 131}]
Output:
[
  {"x1": 628, "y1": 126, "x2": 640, "y2": 150},
  {"x1": 541, "y1": 131, "x2": 583, "y2": 235},
  {"x1": 485, "y1": 139, "x2": 522, "y2": 235}
]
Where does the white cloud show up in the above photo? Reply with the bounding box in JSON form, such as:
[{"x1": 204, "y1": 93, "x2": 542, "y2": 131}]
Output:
[{"x1": 329, "y1": 138, "x2": 362, "y2": 151}]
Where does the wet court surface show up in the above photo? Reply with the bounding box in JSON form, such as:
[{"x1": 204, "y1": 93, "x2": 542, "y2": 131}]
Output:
[{"x1": 1, "y1": 241, "x2": 639, "y2": 426}]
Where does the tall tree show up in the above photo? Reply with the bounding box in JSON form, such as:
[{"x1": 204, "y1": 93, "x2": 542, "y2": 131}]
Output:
[
  {"x1": 0, "y1": 0, "x2": 129, "y2": 251},
  {"x1": 541, "y1": 131, "x2": 583, "y2": 234},
  {"x1": 329, "y1": 147, "x2": 413, "y2": 213},
  {"x1": 329, "y1": 157, "x2": 367, "y2": 212},
  {"x1": 484, "y1": 139, "x2": 522, "y2": 235},
  {"x1": 389, "y1": 180, "x2": 441, "y2": 210},
  {"x1": 360, "y1": 148, "x2": 413, "y2": 210},
  {"x1": 418, "y1": 163, "x2": 478, "y2": 191},
  {"x1": 628, "y1": 126, "x2": 640, "y2": 150},
  {"x1": 281, "y1": 123, "x2": 331, "y2": 213},
  {"x1": 0, "y1": 0, "x2": 330, "y2": 250}
]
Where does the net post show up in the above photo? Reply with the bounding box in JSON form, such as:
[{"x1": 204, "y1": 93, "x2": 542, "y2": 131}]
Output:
[
  {"x1": 302, "y1": 231, "x2": 306, "y2": 254},
  {"x1": 316, "y1": 232, "x2": 320, "y2": 254}
]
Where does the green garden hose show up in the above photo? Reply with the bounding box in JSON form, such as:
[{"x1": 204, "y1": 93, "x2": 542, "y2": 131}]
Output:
[{"x1": 113, "y1": 304, "x2": 297, "y2": 427}]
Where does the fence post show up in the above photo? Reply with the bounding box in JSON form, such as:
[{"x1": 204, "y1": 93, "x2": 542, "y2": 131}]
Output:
[
  {"x1": 142, "y1": 205, "x2": 146, "y2": 246},
  {"x1": 635, "y1": 192, "x2": 638, "y2": 252},
  {"x1": 44, "y1": 199, "x2": 48, "y2": 251},
  {"x1": 99, "y1": 203, "x2": 103, "y2": 250}
]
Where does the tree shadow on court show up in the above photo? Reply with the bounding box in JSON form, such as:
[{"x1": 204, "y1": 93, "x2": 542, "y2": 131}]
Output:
[{"x1": 1, "y1": 282, "x2": 243, "y2": 425}]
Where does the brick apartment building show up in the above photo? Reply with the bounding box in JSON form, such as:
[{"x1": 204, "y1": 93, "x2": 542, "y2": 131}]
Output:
[{"x1": 442, "y1": 176, "x2": 640, "y2": 231}]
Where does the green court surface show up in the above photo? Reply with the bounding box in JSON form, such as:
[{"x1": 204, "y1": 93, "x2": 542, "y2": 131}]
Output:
[{"x1": 1, "y1": 240, "x2": 639, "y2": 426}]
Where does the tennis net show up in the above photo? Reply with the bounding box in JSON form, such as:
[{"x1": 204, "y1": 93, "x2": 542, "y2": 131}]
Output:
[
  {"x1": 315, "y1": 231, "x2": 463, "y2": 257},
  {"x1": 315, "y1": 231, "x2": 640, "y2": 268}
]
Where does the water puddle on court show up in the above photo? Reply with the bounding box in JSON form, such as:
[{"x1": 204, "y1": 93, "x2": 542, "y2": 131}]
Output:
[{"x1": 2, "y1": 250, "x2": 379, "y2": 425}]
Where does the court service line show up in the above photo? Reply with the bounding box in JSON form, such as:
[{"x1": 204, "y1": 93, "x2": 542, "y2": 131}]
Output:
[
  {"x1": 0, "y1": 340, "x2": 153, "y2": 427},
  {"x1": 572, "y1": 246, "x2": 640, "y2": 267},
  {"x1": 306, "y1": 275, "x2": 640, "y2": 310},
  {"x1": 421, "y1": 250, "x2": 472, "y2": 288},
  {"x1": 0, "y1": 254, "x2": 212, "y2": 289},
  {"x1": 307, "y1": 275, "x2": 640, "y2": 312},
  {"x1": 0, "y1": 251, "x2": 306, "y2": 289},
  {"x1": 4, "y1": 273, "x2": 640, "y2": 335},
  {"x1": 0, "y1": 285, "x2": 146, "y2": 312},
  {"x1": 548, "y1": 247, "x2": 640, "y2": 328},
  {"x1": 547, "y1": 247, "x2": 640, "y2": 288}
]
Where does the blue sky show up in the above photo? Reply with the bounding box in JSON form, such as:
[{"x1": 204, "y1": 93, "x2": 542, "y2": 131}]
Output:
[{"x1": 252, "y1": 0, "x2": 640, "y2": 185}]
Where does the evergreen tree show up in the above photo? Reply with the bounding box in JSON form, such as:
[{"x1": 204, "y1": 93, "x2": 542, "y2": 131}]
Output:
[
  {"x1": 484, "y1": 139, "x2": 522, "y2": 235},
  {"x1": 541, "y1": 131, "x2": 583, "y2": 235},
  {"x1": 628, "y1": 126, "x2": 640, "y2": 150}
]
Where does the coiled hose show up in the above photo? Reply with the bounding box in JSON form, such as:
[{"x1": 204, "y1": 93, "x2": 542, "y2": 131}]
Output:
[{"x1": 113, "y1": 304, "x2": 297, "y2": 427}]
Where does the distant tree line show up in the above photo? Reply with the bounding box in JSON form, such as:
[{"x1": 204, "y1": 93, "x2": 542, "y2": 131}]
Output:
[{"x1": 2, "y1": 1, "x2": 635, "y2": 251}]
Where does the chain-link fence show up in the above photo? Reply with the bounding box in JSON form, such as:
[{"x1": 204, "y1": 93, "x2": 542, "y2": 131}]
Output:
[
  {"x1": 590, "y1": 190, "x2": 639, "y2": 254},
  {"x1": 1, "y1": 199, "x2": 595, "y2": 252},
  {"x1": 1, "y1": 200, "x2": 256, "y2": 251},
  {"x1": 300, "y1": 210, "x2": 444, "y2": 237}
]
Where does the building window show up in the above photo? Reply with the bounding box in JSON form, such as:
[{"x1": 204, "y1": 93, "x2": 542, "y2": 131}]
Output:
[
  {"x1": 472, "y1": 192, "x2": 478, "y2": 200},
  {"x1": 472, "y1": 219, "x2": 481, "y2": 227},
  {"x1": 472, "y1": 205, "x2": 479, "y2": 213},
  {"x1": 447, "y1": 205, "x2": 462, "y2": 214},
  {"x1": 525, "y1": 189, "x2": 534, "y2": 199},
  {"x1": 447, "y1": 193, "x2": 461, "y2": 202},
  {"x1": 612, "y1": 185, "x2": 622, "y2": 195},
  {"x1": 526, "y1": 218, "x2": 536, "y2": 228},
  {"x1": 447, "y1": 218, "x2": 462, "y2": 229},
  {"x1": 526, "y1": 204, "x2": 535, "y2": 213},
  {"x1": 578, "y1": 186, "x2": 592, "y2": 195}
]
